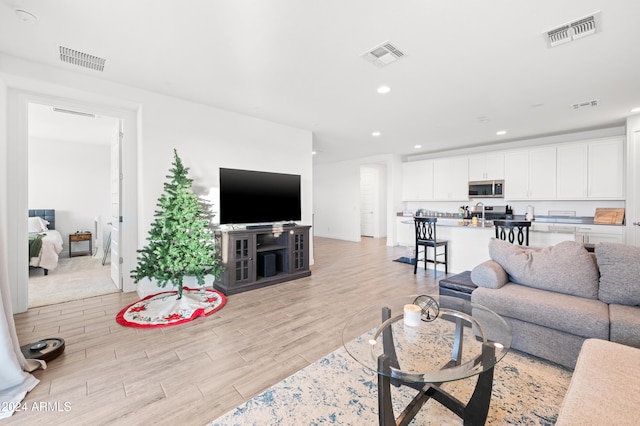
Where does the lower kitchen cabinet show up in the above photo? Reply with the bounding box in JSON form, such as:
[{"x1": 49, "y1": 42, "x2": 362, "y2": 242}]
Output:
[{"x1": 575, "y1": 225, "x2": 625, "y2": 244}]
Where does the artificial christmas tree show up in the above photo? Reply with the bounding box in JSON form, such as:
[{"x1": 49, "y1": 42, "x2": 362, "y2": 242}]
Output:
[{"x1": 131, "y1": 149, "x2": 223, "y2": 299}]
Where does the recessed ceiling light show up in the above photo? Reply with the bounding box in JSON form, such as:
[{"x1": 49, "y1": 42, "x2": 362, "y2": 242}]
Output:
[
  {"x1": 377, "y1": 86, "x2": 391, "y2": 94},
  {"x1": 312, "y1": 151, "x2": 317, "y2": 155},
  {"x1": 15, "y1": 9, "x2": 38, "y2": 23},
  {"x1": 372, "y1": 131, "x2": 381, "y2": 137},
  {"x1": 414, "y1": 145, "x2": 422, "y2": 149},
  {"x1": 496, "y1": 130, "x2": 507, "y2": 136},
  {"x1": 631, "y1": 107, "x2": 640, "y2": 113}
]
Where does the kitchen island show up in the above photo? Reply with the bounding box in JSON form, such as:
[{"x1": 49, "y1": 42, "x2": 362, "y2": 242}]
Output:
[{"x1": 396, "y1": 215, "x2": 624, "y2": 274}]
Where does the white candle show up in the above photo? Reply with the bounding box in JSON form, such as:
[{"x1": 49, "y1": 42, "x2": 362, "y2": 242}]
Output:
[{"x1": 404, "y1": 304, "x2": 421, "y2": 327}]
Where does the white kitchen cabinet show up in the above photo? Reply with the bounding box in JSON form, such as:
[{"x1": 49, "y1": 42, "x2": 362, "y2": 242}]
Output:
[
  {"x1": 468, "y1": 153, "x2": 505, "y2": 181},
  {"x1": 505, "y1": 151, "x2": 529, "y2": 199},
  {"x1": 402, "y1": 160, "x2": 434, "y2": 201},
  {"x1": 556, "y1": 138, "x2": 625, "y2": 200},
  {"x1": 557, "y1": 143, "x2": 588, "y2": 198},
  {"x1": 505, "y1": 147, "x2": 556, "y2": 200},
  {"x1": 529, "y1": 147, "x2": 557, "y2": 199},
  {"x1": 433, "y1": 156, "x2": 469, "y2": 200},
  {"x1": 588, "y1": 138, "x2": 624, "y2": 199},
  {"x1": 530, "y1": 223, "x2": 577, "y2": 247},
  {"x1": 396, "y1": 217, "x2": 415, "y2": 246},
  {"x1": 575, "y1": 225, "x2": 625, "y2": 244}
]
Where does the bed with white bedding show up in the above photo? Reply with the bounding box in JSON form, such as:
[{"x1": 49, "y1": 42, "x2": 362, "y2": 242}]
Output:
[{"x1": 28, "y1": 209, "x2": 63, "y2": 275}]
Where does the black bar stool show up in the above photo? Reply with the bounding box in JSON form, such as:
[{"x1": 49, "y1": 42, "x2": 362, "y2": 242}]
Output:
[
  {"x1": 493, "y1": 220, "x2": 531, "y2": 246},
  {"x1": 413, "y1": 217, "x2": 448, "y2": 277}
]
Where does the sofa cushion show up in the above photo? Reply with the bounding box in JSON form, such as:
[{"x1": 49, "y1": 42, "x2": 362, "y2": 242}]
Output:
[
  {"x1": 471, "y1": 260, "x2": 508, "y2": 289},
  {"x1": 596, "y1": 242, "x2": 640, "y2": 306},
  {"x1": 609, "y1": 304, "x2": 640, "y2": 348},
  {"x1": 472, "y1": 284, "x2": 609, "y2": 340},
  {"x1": 556, "y1": 339, "x2": 640, "y2": 426},
  {"x1": 488, "y1": 238, "x2": 599, "y2": 299}
]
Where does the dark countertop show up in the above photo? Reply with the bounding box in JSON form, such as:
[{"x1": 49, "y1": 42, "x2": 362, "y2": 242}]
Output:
[
  {"x1": 518, "y1": 215, "x2": 623, "y2": 226},
  {"x1": 398, "y1": 214, "x2": 625, "y2": 227}
]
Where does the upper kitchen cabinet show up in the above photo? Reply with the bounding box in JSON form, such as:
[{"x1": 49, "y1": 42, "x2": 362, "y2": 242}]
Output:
[
  {"x1": 468, "y1": 153, "x2": 505, "y2": 181},
  {"x1": 588, "y1": 138, "x2": 624, "y2": 199},
  {"x1": 433, "y1": 156, "x2": 469, "y2": 200},
  {"x1": 505, "y1": 146, "x2": 556, "y2": 200},
  {"x1": 556, "y1": 143, "x2": 588, "y2": 198},
  {"x1": 556, "y1": 137, "x2": 624, "y2": 200},
  {"x1": 402, "y1": 160, "x2": 434, "y2": 201}
]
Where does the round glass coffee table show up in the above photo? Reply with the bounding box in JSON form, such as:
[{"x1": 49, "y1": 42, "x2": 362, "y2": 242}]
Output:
[{"x1": 343, "y1": 295, "x2": 512, "y2": 426}]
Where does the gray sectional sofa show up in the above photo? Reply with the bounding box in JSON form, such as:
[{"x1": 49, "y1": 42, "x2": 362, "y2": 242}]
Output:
[
  {"x1": 556, "y1": 338, "x2": 640, "y2": 425},
  {"x1": 470, "y1": 238, "x2": 640, "y2": 369}
]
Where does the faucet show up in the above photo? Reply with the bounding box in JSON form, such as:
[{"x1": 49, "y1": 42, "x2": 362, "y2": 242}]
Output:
[{"x1": 475, "y1": 202, "x2": 485, "y2": 223}]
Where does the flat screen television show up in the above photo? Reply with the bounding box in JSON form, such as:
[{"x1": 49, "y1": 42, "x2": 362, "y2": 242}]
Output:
[{"x1": 219, "y1": 167, "x2": 302, "y2": 225}]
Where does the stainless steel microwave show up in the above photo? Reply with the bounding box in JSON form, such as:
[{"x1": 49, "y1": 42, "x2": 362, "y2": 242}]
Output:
[{"x1": 468, "y1": 180, "x2": 504, "y2": 198}]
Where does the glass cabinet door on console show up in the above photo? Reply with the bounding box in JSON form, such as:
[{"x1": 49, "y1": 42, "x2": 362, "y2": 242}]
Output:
[
  {"x1": 291, "y1": 229, "x2": 308, "y2": 272},
  {"x1": 231, "y1": 234, "x2": 254, "y2": 285}
]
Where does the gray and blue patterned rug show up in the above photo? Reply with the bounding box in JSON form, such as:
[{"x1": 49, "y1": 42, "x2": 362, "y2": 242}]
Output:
[{"x1": 210, "y1": 344, "x2": 572, "y2": 425}]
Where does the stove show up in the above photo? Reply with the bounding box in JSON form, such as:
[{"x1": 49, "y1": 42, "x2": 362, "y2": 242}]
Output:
[{"x1": 469, "y1": 205, "x2": 513, "y2": 220}]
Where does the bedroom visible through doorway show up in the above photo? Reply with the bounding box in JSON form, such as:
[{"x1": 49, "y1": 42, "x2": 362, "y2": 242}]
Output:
[{"x1": 27, "y1": 102, "x2": 122, "y2": 307}]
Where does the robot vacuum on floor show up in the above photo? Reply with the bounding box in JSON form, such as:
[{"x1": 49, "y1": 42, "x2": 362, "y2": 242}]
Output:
[{"x1": 20, "y1": 337, "x2": 65, "y2": 362}]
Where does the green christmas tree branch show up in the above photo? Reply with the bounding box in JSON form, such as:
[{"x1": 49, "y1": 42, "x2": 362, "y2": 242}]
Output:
[{"x1": 131, "y1": 149, "x2": 224, "y2": 298}]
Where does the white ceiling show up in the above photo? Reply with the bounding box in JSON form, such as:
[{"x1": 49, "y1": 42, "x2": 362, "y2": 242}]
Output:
[{"x1": 2, "y1": 1, "x2": 640, "y2": 163}]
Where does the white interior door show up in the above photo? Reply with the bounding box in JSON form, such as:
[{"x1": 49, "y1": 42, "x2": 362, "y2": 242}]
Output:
[
  {"x1": 630, "y1": 128, "x2": 640, "y2": 246},
  {"x1": 110, "y1": 122, "x2": 123, "y2": 288},
  {"x1": 360, "y1": 167, "x2": 378, "y2": 237}
]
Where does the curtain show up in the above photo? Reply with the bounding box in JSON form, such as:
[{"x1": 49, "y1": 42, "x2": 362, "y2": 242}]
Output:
[{"x1": 0, "y1": 207, "x2": 44, "y2": 419}]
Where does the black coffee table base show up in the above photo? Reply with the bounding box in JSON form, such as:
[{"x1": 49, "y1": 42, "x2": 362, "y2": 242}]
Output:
[
  {"x1": 378, "y1": 350, "x2": 495, "y2": 426},
  {"x1": 377, "y1": 307, "x2": 496, "y2": 426}
]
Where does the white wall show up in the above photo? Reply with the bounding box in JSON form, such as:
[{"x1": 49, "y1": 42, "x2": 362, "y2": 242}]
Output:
[
  {"x1": 314, "y1": 161, "x2": 361, "y2": 241},
  {"x1": 0, "y1": 78, "x2": 7, "y2": 293},
  {"x1": 28, "y1": 137, "x2": 111, "y2": 253},
  {"x1": 0, "y1": 53, "x2": 313, "y2": 313},
  {"x1": 137, "y1": 97, "x2": 312, "y2": 236}
]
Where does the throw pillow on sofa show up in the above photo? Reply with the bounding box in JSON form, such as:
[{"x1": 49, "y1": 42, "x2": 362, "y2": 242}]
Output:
[
  {"x1": 596, "y1": 242, "x2": 640, "y2": 306},
  {"x1": 488, "y1": 238, "x2": 600, "y2": 299},
  {"x1": 471, "y1": 260, "x2": 509, "y2": 289}
]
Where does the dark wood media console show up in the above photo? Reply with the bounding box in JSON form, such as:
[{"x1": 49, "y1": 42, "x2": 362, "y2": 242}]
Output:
[{"x1": 213, "y1": 225, "x2": 311, "y2": 295}]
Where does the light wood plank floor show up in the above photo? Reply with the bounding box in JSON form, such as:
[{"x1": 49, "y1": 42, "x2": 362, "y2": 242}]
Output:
[{"x1": 11, "y1": 237, "x2": 443, "y2": 425}]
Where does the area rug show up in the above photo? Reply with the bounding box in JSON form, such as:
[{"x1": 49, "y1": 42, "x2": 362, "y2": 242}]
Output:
[
  {"x1": 29, "y1": 255, "x2": 118, "y2": 307},
  {"x1": 393, "y1": 256, "x2": 415, "y2": 265},
  {"x1": 210, "y1": 346, "x2": 572, "y2": 425},
  {"x1": 116, "y1": 287, "x2": 226, "y2": 328}
]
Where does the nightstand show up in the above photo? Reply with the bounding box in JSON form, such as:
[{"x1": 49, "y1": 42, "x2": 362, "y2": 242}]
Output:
[{"x1": 69, "y1": 232, "x2": 92, "y2": 257}]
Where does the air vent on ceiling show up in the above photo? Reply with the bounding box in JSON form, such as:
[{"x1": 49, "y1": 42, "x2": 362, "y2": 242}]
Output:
[
  {"x1": 572, "y1": 99, "x2": 599, "y2": 110},
  {"x1": 59, "y1": 46, "x2": 107, "y2": 72},
  {"x1": 543, "y1": 11, "x2": 601, "y2": 48},
  {"x1": 51, "y1": 107, "x2": 96, "y2": 118},
  {"x1": 360, "y1": 41, "x2": 406, "y2": 67}
]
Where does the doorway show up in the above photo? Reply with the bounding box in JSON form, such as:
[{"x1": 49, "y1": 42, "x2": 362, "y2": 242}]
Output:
[
  {"x1": 360, "y1": 164, "x2": 387, "y2": 238},
  {"x1": 27, "y1": 102, "x2": 122, "y2": 307},
  {"x1": 627, "y1": 118, "x2": 640, "y2": 246}
]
